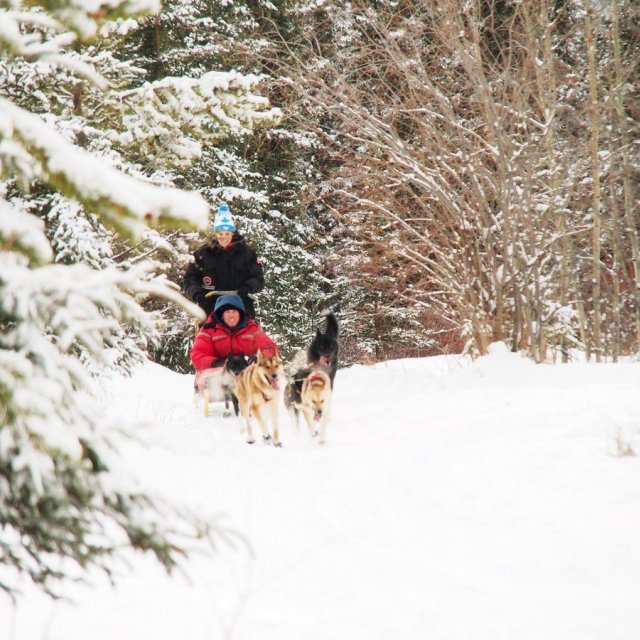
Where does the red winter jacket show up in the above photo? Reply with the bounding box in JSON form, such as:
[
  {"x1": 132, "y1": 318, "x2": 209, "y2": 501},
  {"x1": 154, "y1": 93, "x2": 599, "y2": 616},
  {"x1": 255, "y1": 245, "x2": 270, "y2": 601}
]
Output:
[{"x1": 190, "y1": 317, "x2": 277, "y2": 371}]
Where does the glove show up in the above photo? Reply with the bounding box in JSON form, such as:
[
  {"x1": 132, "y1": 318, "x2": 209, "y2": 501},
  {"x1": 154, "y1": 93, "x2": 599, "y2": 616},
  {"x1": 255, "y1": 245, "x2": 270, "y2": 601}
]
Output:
[
  {"x1": 194, "y1": 292, "x2": 207, "y2": 309},
  {"x1": 237, "y1": 286, "x2": 250, "y2": 298},
  {"x1": 194, "y1": 292, "x2": 215, "y2": 315}
]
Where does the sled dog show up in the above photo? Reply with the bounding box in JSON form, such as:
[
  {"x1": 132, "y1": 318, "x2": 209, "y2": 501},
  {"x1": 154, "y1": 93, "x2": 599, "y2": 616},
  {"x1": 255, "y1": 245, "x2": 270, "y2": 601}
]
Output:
[
  {"x1": 235, "y1": 347, "x2": 284, "y2": 446},
  {"x1": 308, "y1": 312, "x2": 339, "y2": 387},
  {"x1": 195, "y1": 354, "x2": 248, "y2": 418},
  {"x1": 285, "y1": 367, "x2": 333, "y2": 444}
]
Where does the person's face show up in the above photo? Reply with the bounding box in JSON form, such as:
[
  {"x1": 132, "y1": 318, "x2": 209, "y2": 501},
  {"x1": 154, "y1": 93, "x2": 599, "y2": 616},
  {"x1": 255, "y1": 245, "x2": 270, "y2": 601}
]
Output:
[
  {"x1": 222, "y1": 308, "x2": 241, "y2": 328},
  {"x1": 216, "y1": 231, "x2": 233, "y2": 248}
]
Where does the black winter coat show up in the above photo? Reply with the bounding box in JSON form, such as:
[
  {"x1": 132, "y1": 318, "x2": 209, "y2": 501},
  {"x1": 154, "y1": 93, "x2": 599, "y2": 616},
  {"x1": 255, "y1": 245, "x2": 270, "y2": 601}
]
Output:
[{"x1": 183, "y1": 233, "x2": 264, "y2": 318}]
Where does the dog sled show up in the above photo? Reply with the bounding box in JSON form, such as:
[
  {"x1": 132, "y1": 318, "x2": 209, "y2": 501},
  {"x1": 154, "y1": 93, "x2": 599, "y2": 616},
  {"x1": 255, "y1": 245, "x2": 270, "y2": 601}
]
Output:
[
  {"x1": 194, "y1": 366, "x2": 229, "y2": 418},
  {"x1": 195, "y1": 366, "x2": 240, "y2": 419},
  {"x1": 194, "y1": 353, "x2": 249, "y2": 418},
  {"x1": 190, "y1": 296, "x2": 338, "y2": 446}
]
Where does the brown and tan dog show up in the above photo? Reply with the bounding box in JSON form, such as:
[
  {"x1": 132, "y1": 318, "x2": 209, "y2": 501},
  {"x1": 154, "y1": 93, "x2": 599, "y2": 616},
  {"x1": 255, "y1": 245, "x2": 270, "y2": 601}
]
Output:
[
  {"x1": 235, "y1": 347, "x2": 284, "y2": 446},
  {"x1": 285, "y1": 368, "x2": 333, "y2": 444}
]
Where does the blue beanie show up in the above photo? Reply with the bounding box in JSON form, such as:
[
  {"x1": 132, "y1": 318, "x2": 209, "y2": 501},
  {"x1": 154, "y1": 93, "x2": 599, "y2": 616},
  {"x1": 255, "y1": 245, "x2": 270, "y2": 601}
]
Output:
[{"x1": 213, "y1": 203, "x2": 236, "y2": 233}]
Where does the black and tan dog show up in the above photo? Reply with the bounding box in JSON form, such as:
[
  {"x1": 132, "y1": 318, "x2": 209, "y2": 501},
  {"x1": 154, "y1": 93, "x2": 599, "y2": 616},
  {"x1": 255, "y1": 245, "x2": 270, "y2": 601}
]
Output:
[
  {"x1": 235, "y1": 347, "x2": 284, "y2": 446},
  {"x1": 284, "y1": 367, "x2": 333, "y2": 444},
  {"x1": 308, "y1": 313, "x2": 339, "y2": 387}
]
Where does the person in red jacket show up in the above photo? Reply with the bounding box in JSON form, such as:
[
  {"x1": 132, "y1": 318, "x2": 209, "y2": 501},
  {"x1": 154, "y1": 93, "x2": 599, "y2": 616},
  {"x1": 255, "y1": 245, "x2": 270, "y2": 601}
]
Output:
[{"x1": 190, "y1": 293, "x2": 278, "y2": 372}]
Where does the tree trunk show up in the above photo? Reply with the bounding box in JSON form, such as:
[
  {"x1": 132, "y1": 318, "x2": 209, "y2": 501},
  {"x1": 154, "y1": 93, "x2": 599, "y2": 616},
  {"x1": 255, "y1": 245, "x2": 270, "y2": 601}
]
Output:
[
  {"x1": 584, "y1": 0, "x2": 603, "y2": 362},
  {"x1": 612, "y1": 0, "x2": 640, "y2": 352}
]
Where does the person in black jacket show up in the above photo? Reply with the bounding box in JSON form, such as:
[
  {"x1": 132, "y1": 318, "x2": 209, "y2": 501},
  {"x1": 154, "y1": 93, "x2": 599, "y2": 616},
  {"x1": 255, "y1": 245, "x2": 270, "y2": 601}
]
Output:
[{"x1": 183, "y1": 203, "x2": 264, "y2": 318}]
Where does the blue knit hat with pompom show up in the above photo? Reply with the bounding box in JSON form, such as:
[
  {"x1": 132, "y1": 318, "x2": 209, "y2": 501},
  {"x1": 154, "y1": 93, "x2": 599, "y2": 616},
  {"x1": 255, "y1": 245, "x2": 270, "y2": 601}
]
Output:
[{"x1": 213, "y1": 203, "x2": 236, "y2": 232}]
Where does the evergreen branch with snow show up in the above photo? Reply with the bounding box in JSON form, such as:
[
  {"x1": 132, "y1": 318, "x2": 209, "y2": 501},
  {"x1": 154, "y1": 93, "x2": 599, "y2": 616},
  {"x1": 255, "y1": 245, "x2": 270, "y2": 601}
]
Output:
[
  {"x1": 0, "y1": 206, "x2": 207, "y2": 597},
  {"x1": 0, "y1": 0, "x2": 282, "y2": 599},
  {"x1": 113, "y1": 70, "x2": 282, "y2": 169},
  {"x1": 0, "y1": 98, "x2": 210, "y2": 238},
  {"x1": 1, "y1": 0, "x2": 161, "y2": 45}
]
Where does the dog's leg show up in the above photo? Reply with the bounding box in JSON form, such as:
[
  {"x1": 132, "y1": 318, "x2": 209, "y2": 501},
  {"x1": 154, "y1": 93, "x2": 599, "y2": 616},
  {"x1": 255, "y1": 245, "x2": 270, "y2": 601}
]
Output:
[
  {"x1": 223, "y1": 394, "x2": 231, "y2": 417},
  {"x1": 230, "y1": 392, "x2": 240, "y2": 417},
  {"x1": 222, "y1": 391, "x2": 233, "y2": 418},
  {"x1": 252, "y1": 405, "x2": 273, "y2": 444},
  {"x1": 301, "y1": 407, "x2": 318, "y2": 438},
  {"x1": 269, "y1": 401, "x2": 282, "y2": 447},
  {"x1": 318, "y1": 399, "x2": 332, "y2": 444},
  {"x1": 290, "y1": 406, "x2": 300, "y2": 430},
  {"x1": 239, "y1": 401, "x2": 255, "y2": 444}
]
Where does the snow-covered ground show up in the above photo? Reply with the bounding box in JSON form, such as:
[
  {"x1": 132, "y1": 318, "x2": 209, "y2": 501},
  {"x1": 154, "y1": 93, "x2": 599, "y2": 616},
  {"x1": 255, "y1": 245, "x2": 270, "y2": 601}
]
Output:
[{"x1": 3, "y1": 344, "x2": 640, "y2": 640}]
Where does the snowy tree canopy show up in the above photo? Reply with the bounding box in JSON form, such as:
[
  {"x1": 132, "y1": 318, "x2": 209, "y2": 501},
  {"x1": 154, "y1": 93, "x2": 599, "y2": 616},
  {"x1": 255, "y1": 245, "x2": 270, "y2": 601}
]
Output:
[
  {"x1": 0, "y1": 0, "x2": 282, "y2": 598},
  {"x1": 113, "y1": 70, "x2": 282, "y2": 169},
  {"x1": 104, "y1": 0, "x2": 325, "y2": 370}
]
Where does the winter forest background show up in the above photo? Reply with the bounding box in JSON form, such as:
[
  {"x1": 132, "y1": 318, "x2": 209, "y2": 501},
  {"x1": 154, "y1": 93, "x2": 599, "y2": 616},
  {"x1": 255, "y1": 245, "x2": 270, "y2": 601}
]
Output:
[{"x1": 1, "y1": 0, "x2": 638, "y2": 599}]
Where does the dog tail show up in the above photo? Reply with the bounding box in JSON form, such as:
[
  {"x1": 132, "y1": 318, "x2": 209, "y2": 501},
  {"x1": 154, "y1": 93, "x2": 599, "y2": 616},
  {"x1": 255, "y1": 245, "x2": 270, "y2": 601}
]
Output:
[{"x1": 324, "y1": 312, "x2": 339, "y2": 339}]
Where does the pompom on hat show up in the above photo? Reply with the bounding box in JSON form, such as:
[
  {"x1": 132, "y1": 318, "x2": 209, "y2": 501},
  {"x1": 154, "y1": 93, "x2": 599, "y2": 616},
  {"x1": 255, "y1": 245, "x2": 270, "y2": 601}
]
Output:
[{"x1": 213, "y1": 203, "x2": 236, "y2": 233}]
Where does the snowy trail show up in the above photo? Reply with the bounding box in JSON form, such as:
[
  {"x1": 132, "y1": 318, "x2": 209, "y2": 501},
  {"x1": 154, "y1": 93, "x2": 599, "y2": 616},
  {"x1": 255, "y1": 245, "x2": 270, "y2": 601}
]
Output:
[{"x1": 3, "y1": 347, "x2": 640, "y2": 640}]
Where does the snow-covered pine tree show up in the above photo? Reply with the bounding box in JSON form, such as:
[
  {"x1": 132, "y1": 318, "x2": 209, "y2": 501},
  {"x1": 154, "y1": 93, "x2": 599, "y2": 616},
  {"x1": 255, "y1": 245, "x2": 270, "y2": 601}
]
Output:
[
  {"x1": 105, "y1": 0, "x2": 327, "y2": 367},
  {"x1": 0, "y1": 0, "x2": 277, "y2": 597}
]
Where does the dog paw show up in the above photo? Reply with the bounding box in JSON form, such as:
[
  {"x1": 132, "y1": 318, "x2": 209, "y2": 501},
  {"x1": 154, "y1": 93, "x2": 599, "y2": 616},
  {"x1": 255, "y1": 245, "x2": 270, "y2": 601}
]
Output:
[
  {"x1": 246, "y1": 438, "x2": 255, "y2": 445},
  {"x1": 273, "y1": 441, "x2": 283, "y2": 448},
  {"x1": 262, "y1": 435, "x2": 272, "y2": 444}
]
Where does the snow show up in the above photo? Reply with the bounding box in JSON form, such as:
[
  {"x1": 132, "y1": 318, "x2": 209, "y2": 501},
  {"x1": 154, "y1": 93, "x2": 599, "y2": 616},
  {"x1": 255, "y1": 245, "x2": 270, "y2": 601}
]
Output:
[{"x1": 2, "y1": 346, "x2": 640, "y2": 639}]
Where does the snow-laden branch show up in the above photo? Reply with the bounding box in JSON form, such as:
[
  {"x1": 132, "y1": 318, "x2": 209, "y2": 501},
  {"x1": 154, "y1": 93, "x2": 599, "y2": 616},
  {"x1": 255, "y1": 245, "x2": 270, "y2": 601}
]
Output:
[
  {"x1": 115, "y1": 70, "x2": 282, "y2": 168},
  {"x1": 1, "y1": 0, "x2": 160, "y2": 43},
  {"x1": 0, "y1": 207, "x2": 210, "y2": 596},
  {"x1": 3, "y1": 250, "x2": 204, "y2": 366},
  {"x1": 0, "y1": 6, "x2": 141, "y2": 87},
  {"x1": 0, "y1": 0, "x2": 287, "y2": 599},
  {"x1": 0, "y1": 99, "x2": 210, "y2": 238},
  {"x1": 0, "y1": 201, "x2": 53, "y2": 265}
]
